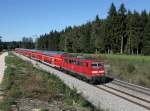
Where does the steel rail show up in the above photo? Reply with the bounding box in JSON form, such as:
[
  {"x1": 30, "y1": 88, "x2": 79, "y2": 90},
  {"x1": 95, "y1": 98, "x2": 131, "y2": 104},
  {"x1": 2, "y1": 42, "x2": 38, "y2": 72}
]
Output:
[
  {"x1": 111, "y1": 79, "x2": 150, "y2": 96},
  {"x1": 95, "y1": 85, "x2": 150, "y2": 110}
]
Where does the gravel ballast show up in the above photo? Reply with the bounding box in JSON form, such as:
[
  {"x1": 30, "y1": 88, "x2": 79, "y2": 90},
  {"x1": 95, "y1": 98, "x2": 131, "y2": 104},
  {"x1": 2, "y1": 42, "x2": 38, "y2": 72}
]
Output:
[{"x1": 14, "y1": 52, "x2": 149, "y2": 111}]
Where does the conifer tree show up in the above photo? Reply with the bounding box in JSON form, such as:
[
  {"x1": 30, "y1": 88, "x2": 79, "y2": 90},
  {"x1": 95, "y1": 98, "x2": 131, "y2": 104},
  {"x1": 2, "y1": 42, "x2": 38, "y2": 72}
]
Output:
[
  {"x1": 126, "y1": 11, "x2": 133, "y2": 54},
  {"x1": 105, "y1": 3, "x2": 118, "y2": 53},
  {"x1": 118, "y1": 3, "x2": 127, "y2": 54},
  {"x1": 143, "y1": 13, "x2": 150, "y2": 55}
]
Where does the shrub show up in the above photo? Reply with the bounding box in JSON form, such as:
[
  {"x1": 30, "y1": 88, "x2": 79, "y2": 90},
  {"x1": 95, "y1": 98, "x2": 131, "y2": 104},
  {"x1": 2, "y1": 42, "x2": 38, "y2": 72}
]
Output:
[
  {"x1": 127, "y1": 63, "x2": 136, "y2": 73},
  {"x1": 0, "y1": 97, "x2": 15, "y2": 111}
]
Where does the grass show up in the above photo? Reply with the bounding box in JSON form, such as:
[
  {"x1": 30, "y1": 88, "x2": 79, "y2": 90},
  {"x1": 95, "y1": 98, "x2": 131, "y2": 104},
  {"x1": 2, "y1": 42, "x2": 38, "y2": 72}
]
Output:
[
  {"x1": 0, "y1": 53, "x2": 101, "y2": 111},
  {"x1": 97, "y1": 54, "x2": 150, "y2": 63},
  {"x1": 74, "y1": 53, "x2": 150, "y2": 88},
  {"x1": 98, "y1": 54, "x2": 150, "y2": 88}
]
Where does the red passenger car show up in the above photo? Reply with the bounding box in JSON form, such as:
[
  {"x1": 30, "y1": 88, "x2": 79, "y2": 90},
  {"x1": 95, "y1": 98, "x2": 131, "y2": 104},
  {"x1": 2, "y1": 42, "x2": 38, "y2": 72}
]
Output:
[{"x1": 15, "y1": 48, "x2": 105, "y2": 81}]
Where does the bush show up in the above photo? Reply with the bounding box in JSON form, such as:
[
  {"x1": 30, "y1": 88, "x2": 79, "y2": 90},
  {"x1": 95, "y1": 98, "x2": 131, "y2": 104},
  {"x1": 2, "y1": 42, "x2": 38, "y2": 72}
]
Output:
[
  {"x1": 0, "y1": 97, "x2": 15, "y2": 111},
  {"x1": 127, "y1": 63, "x2": 135, "y2": 73}
]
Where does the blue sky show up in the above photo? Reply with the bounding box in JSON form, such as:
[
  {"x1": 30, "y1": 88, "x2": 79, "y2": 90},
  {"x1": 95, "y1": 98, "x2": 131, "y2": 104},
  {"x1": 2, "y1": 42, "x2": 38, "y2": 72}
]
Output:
[{"x1": 0, "y1": 0, "x2": 150, "y2": 41}]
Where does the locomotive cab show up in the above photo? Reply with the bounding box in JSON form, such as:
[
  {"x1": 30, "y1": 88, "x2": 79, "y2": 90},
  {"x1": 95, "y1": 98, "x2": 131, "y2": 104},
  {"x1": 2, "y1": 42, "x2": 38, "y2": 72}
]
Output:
[{"x1": 91, "y1": 62, "x2": 105, "y2": 77}]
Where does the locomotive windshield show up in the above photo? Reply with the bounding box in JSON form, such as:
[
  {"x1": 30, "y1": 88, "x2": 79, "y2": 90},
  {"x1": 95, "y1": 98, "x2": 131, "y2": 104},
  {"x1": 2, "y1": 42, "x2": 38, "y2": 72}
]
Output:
[{"x1": 91, "y1": 63, "x2": 102, "y2": 69}]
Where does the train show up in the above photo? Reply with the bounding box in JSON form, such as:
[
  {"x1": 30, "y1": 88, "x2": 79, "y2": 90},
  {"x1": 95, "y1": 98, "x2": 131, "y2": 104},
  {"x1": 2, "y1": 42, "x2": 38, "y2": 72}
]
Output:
[{"x1": 15, "y1": 48, "x2": 105, "y2": 81}]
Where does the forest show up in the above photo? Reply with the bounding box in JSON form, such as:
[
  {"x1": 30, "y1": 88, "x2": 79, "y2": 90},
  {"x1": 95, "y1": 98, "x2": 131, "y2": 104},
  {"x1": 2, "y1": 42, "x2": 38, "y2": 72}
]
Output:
[
  {"x1": 36, "y1": 3, "x2": 150, "y2": 55},
  {"x1": 1, "y1": 3, "x2": 150, "y2": 55},
  {"x1": 0, "y1": 37, "x2": 34, "y2": 51}
]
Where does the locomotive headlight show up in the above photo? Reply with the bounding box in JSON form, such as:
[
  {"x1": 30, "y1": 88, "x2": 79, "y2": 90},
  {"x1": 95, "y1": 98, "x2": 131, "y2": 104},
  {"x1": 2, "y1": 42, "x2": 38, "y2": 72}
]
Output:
[
  {"x1": 92, "y1": 70, "x2": 104, "y2": 74},
  {"x1": 92, "y1": 71, "x2": 98, "y2": 73},
  {"x1": 98, "y1": 70, "x2": 105, "y2": 73}
]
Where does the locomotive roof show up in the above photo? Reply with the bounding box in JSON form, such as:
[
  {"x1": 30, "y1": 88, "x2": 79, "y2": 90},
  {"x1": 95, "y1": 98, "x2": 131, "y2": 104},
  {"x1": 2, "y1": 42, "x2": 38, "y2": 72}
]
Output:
[
  {"x1": 18, "y1": 49, "x2": 66, "y2": 55},
  {"x1": 42, "y1": 51, "x2": 67, "y2": 56},
  {"x1": 63, "y1": 55, "x2": 102, "y2": 63},
  {"x1": 29, "y1": 49, "x2": 66, "y2": 56},
  {"x1": 16, "y1": 48, "x2": 103, "y2": 62}
]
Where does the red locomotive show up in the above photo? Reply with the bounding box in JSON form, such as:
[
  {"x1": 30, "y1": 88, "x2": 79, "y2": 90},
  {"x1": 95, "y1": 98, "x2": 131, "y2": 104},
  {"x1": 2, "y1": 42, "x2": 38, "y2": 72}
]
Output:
[{"x1": 15, "y1": 48, "x2": 105, "y2": 81}]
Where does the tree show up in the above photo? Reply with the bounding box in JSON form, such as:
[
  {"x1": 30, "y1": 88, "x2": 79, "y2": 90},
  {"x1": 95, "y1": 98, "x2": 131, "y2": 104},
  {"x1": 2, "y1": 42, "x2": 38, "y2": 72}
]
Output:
[
  {"x1": 91, "y1": 15, "x2": 105, "y2": 53},
  {"x1": 140, "y1": 10, "x2": 148, "y2": 54},
  {"x1": 143, "y1": 13, "x2": 150, "y2": 55},
  {"x1": 22, "y1": 37, "x2": 34, "y2": 49},
  {"x1": 105, "y1": 3, "x2": 118, "y2": 53},
  {"x1": 79, "y1": 22, "x2": 92, "y2": 52},
  {"x1": 63, "y1": 27, "x2": 74, "y2": 52},
  {"x1": 128, "y1": 11, "x2": 141, "y2": 55},
  {"x1": 126, "y1": 10, "x2": 133, "y2": 54},
  {"x1": 118, "y1": 3, "x2": 127, "y2": 54},
  {"x1": 0, "y1": 36, "x2": 2, "y2": 43},
  {"x1": 0, "y1": 36, "x2": 3, "y2": 51}
]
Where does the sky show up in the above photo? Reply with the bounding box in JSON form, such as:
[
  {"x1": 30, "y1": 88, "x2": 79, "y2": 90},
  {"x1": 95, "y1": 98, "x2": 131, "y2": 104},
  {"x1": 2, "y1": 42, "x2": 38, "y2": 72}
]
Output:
[{"x1": 0, "y1": 0, "x2": 150, "y2": 41}]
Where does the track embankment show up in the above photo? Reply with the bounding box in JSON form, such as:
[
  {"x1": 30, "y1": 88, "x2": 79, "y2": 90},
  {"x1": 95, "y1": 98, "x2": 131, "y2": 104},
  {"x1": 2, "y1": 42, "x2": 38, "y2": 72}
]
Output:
[{"x1": 14, "y1": 52, "x2": 149, "y2": 111}]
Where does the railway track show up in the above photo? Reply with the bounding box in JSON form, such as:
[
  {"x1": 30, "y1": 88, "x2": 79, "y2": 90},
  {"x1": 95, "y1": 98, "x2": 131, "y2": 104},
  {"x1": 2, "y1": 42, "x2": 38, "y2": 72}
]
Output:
[
  {"x1": 52, "y1": 64, "x2": 150, "y2": 110},
  {"x1": 94, "y1": 79, "x2": 150, "y2": 110},
  {"x1": 14, "y1": 52, "x2": 150, "y2": 111},
  {"x1": 111, "y1": 79, "x2": 150, "y2": 96}
]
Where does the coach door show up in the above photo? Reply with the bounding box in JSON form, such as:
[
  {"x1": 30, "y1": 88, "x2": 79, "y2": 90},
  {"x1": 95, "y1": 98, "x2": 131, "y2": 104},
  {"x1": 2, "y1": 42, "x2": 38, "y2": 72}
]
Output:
[
  {"x1": 52, "y1": 58, "x2": 55, "y2": 65},
  {"x1": 83, "y1": 62, "x2": 89, "y2": 75}
]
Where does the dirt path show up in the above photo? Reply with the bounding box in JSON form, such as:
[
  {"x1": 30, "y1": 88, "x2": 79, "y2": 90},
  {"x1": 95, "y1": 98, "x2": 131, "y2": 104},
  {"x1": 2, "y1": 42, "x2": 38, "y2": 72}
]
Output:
[
  {"x1": 0, "y1": 52, "x2": 8, "y2": 102},
  {"x1": 0, "y1": 52, "x2": 8, "y2": 84}
]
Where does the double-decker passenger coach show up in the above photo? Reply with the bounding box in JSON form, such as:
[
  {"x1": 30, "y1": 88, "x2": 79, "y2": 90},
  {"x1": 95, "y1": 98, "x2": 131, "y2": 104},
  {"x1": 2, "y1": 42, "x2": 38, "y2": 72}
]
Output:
[{"x1": 15, "y1": 48, "x2": 105, "y2": 81}]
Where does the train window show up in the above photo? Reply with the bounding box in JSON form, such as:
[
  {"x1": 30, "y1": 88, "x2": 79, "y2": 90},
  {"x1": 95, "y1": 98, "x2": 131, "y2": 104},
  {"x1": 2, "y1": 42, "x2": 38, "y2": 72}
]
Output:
[
  {"x1": 91, "y1": 63, "x2": 98, "y2": 68},
  {"x1": 73, "y1": 61, "x2": 76, "y2": 65},
  {"x1": 75, "y1": 61, "x2": 79, "y2": 65},
  {"x1": 68, "y1": 60, "x2": 76, "y2": 64},
  {"x1": 91, "y1": 63, "x2": 102, "y2": 68},
  {"x1": 78, "y1": 62, "x2": 83, "y2": 66},
  {"x1": 72, "y1": 60, "x2": 74, "y2": 64},
  {"x1": 69, "y1": 59, "x2": 72, "y2": 63},
  {"x1": 64, "y1": 59, "x2": 68, "y2": 63},
  {"x1": 72, "y1": 60, "x2": 76, "y2": 64},
  {"x1": 71, "y1": 60, "x2": 73, "y2": 63},
  {"x1": 98, "y1": 63, "x2": 102, "y2": 67}
]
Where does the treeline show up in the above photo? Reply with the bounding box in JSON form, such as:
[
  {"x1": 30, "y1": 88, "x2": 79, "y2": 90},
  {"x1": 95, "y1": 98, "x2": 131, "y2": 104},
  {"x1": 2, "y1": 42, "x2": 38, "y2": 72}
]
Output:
[
  {"x1": 0, "y1": 36, "x2": 2, "y2": 51},
  {"x1": 36, "y1": 3, "x2": 150, "y2": 55},
  {"x1": 0, "y1": 37, "x2": 34, "y2": 51}
]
